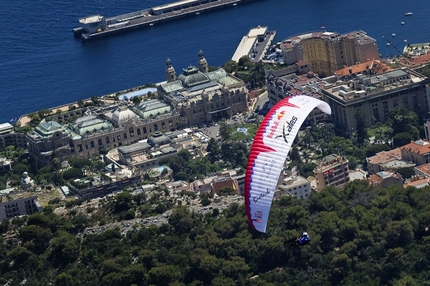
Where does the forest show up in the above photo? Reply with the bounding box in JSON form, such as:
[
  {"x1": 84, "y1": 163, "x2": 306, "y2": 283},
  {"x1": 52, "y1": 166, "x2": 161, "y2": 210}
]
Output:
[{"x1": 1, "y1": 179, "x2": 430, "y2": 285}]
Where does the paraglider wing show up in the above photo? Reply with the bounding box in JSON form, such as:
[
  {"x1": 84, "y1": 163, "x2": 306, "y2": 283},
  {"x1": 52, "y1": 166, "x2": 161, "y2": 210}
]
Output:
[{"x1": 245, "y1": 95, "x2": 331, "y2": 233}]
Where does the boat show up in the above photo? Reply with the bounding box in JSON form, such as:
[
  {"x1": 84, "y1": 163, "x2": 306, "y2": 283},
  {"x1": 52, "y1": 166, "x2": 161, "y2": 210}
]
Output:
[
  {"x1": 386, "y1": 43, "x2": 390, "y2": 46},
  {"x1": 405, "y1": 12, "x2": 413, "y2": 16},
  {"x1": 401, "y1": 21, "x2": 405, "y2": 25},
  {"x1": 392, "y1": 33, "x2": 396, "y2": 37}
]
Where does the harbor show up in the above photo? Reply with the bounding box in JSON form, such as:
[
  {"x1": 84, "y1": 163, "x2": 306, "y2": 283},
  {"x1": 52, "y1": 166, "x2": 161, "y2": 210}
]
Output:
[{"x1": 73, "y1": 0, "x2": 258, "y2": 41}]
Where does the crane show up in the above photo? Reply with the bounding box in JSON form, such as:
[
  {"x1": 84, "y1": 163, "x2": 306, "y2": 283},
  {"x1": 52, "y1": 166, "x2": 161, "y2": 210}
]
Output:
[{"x1": 382, "y1": 36, "x2": 404, "y2": 55}]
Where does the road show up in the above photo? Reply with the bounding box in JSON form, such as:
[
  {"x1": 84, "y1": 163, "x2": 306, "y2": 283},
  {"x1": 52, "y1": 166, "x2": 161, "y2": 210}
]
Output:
[{"x1": 253, "y1": 91, "x2": 269, "y2": 113}]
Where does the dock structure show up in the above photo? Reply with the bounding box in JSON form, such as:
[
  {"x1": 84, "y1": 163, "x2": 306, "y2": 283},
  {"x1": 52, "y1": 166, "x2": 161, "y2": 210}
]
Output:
[
  {"x1": 231, "y1": 26, "x2": 276, "y2": 62},
  {"x1": 73, "y1": 0, "x2": 259, "y2": 41}
]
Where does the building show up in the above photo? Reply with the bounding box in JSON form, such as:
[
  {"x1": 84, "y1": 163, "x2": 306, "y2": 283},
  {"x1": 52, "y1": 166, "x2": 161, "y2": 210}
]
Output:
[
  {"x1": 366, "y1": 148, "x2": 414, "y2": 175},
  {"x1": 0, "y1": 123, "x2": 27, "y2": 149},
  {"x1": 265, "y1": 68, "x2": 331, "y2": 123},
  {"x1": 0, "y1": 196, "x2": 43, "y2": 221},
  {"x1": 164, "y1": 180, "x2": 191, "y2": 193},
  {"x1": 26, "y1": 99, "x2": 183, "y2": 166},
  {"x1": 158, "y1": 51, "x2": 249, "y2": 124},
  {"x1": 368, "y1": 171, "x2": 403, "y2": 188},
  {"x1": 404, "y1": 176, "x2": 430, "y2": 189},
  {"x1": 279, "y1": 30, "x2": 379, "y2": 77},
  {"x1": 314, "y1": 154, "x2": 350, "y2": 191},
  {"x1": 69, "y1": 173, "x2": 142, "y2": 200},
  {"x1": 0, "y1": 157, "x2": 12, "y2": 172},
  {"x1": 321, "y1": 67, "x2": 430, "y2": 131},
  {"x1": 424, "y1": 120, "x2": 430, "y2": 141},
  {"x1": 212, "y1": 172, "x2": 240, "y2": 194},
  {"x1": 26, "y1": 51, "x2": 248, "y2": 166},
  {"x1": 275, "y1": 171, "x2": 312, "y2": 199},
  {"x1": 193, "y1": 170, "x2": 241, "y2": 195},
  {"x1": 400, "y1": 140, "x2": 430, "y2": 166}
]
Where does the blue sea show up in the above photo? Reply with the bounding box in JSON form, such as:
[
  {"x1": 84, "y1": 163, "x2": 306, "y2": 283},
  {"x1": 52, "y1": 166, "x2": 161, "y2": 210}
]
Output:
[{"x1": 0, "y1": 0, "x2": 429, "y2": 123}]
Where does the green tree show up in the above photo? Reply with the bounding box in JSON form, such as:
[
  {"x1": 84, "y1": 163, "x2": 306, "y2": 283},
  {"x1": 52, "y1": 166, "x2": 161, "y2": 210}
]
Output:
[
  {"x1": 51, "y1": 231, "x2": 80, "y2": 264},
  {"x1": 354, "y1": 109, "x2": 368, "y2": 146},
  {"x1": 393, "y1": 132, "x2": 415, "y2": 148},
  {"x1": 388, "y1": 107, "x2": 419, "y2": 140},
  {"x1": 250, "y1": 60, "x2": 267, "y2": 89},
  {"x1": 77, "y1": 100, "x2": 85, "y2": 108},
  {"x1": 147, "y1": 265, "x2": 182, "y2": 285},
  {"x1": 62, "y1": 168, "x2": 83, "y2": 181},
  {"x1": 223, "y1": 60, "x2": 239, "y2": 74},
  {"x1": 218, "y1": 120, "x2": 231, "y2": 141},
  {"x1": 114, "y1": 192, "x2": 133, "y2": 213},
  {"x1": 206, "y1": 138, "x2": 221, "y2": 163},
  {"x1": 289, "y1": 146, "x2": 301, "y2": 162},
  {"x1": 132, "y1": 96, "x2": 142, "y2": 104},
  {"x1": 218, "y1": 186, "x2": 237, "y2": 196}
]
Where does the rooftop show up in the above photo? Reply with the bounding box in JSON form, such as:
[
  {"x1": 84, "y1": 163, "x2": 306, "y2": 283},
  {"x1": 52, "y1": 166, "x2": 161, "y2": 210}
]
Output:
[
  {"x1": 367, "y1": 148, "x2": 402, "y2": 164},
  {"x1": 323, "y1": 68, "x2": 426, "y2": 103},
  {"x1": 400, "y1": 140, "x2": 430, "y2": 155}
]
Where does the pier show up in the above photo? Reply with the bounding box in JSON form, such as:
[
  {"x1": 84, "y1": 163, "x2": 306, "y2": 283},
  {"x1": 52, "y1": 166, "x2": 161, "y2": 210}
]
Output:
[
  {"x1": 232, "y1": 25, "x2": 276, "y2": 62},
  {"x1": 73, "y1": 0, "x2": 259, "y2": 41}
]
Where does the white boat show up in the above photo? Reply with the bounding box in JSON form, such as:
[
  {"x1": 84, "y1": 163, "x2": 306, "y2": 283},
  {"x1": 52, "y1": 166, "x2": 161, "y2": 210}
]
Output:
[
  {"x1": 401, "y1": 21, "x2": 405, "y2": 25},
  {"x1": 405, "y1": 12, "x2": 413, "y2": 16},
  {"x1": 392, "y1": 33, "x2": 396, "y2": 37}
]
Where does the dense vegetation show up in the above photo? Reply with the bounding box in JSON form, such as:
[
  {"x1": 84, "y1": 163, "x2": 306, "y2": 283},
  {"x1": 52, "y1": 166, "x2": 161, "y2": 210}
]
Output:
[{"x1": 1, "y1": 180, "x2": 430, "y2": 285}]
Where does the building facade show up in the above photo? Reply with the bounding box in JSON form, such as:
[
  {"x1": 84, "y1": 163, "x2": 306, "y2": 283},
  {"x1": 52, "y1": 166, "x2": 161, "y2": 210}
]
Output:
[
  {"x1": 321, "y1": 67, "x2": 430, "y2": 131},
  {"x1": 275, "y1": 174, "x2": 312, "y2": 199},
  {"x1": 158, "y1": 51, "x2": 249, "y2": 124},
  {"x1": 368, "y1": 171, "x2": 403, "y2": 188},
  {"x1": 400, "y1": 140, "x2": 430, "y2": 166},
  {"x1": 265, "y1": 69, "x2": 331, "y2": 123},
  {"x1": 366, "y1": 148, "x2": 415, "y2": 175},
  {"x1": 280, "y1": 30, "x2": 379, "y2": 77},
  {"x1": 0, "y1": 123, "x2": 27, "y2": 150},
  {"x1": 314, "y1": 154, "x2": 350, "y2": 191},
  {"x1": 26, "y1": 100, "x2": 183, "y2": 166},
  {"x1": 0, "y1": 196, "x2": 43, "y2": 221},
  {"x1": 26, "y1": 50, "x2": 249, "y2": 166}
]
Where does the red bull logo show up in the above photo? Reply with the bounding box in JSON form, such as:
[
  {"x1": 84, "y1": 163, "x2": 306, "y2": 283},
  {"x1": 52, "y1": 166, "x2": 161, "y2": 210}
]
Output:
[
  {"x1": 276, "y1": 110, "x2": 285, "y2": 120},
  {"x1": 267, "y1": 109, "x2": 286, "y2": 138}
]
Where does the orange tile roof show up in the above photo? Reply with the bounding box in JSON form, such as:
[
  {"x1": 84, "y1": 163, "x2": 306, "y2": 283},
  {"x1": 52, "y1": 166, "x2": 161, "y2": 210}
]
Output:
[
  {"x1": 404, "y1": 177, "x2": 430, "y2": 188},
  {"x1": 295, "y1": 60, "x2": 308, "y2": 66},
  {"x1": 415, "y1": 163, "x2": 430, "y2": 176},
  {"x1": 367, "y1": 148, "x2": 402, "y2": 164},
  {"x1": 410, "y1": 53, "x2": 430, "y2": 66},
  {"x1": 334, "y1": 60, "x2": 393, "y2": 77},
  {"x1": 368, "y1": 174, "x2": 384, "y2": 184},
  {"x1": 400, "y1": 140, "x2": 430, "y2": 155}
]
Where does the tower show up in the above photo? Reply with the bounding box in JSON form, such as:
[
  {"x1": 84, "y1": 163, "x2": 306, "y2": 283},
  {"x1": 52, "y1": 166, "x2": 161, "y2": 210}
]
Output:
[
  {"x1": 198, "y1": 50, "x2": 208, "y2": 73},
  {"x1": 165, "y1": 58, "x2": 176, "y2": 82}
]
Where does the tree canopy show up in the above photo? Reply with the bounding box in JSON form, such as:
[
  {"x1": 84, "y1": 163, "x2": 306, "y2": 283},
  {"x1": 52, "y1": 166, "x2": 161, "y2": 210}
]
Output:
[{"x1": 1, "y1": 181, "x2": 430, "y2": 285}]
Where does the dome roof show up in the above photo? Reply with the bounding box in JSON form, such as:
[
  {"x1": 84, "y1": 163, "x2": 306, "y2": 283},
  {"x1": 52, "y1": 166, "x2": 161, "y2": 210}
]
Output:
[
  {"x1": 283, "y1": 84, "x2": 291, "y2": 92},
  {"x1": 276, "y1": 78, "x2": 283, "y2": 87},
  {"x1": 267, "y1": 74, "x2": 274, "y2": 82},
  {"x1": 177, "y1": 66, "x2": 210, "y2": 87},
  {"x1": 147, "y1": 131, "x2": 172, "y2": 147},
  {"x1": 112, "y1": 106, "x2": 138, "y2": 125}
]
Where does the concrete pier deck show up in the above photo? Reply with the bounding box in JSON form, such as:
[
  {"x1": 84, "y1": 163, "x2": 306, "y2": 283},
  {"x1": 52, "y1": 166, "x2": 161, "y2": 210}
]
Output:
[{"x1": 75, "y1": 0, "x2": 258, "y2": 41}]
